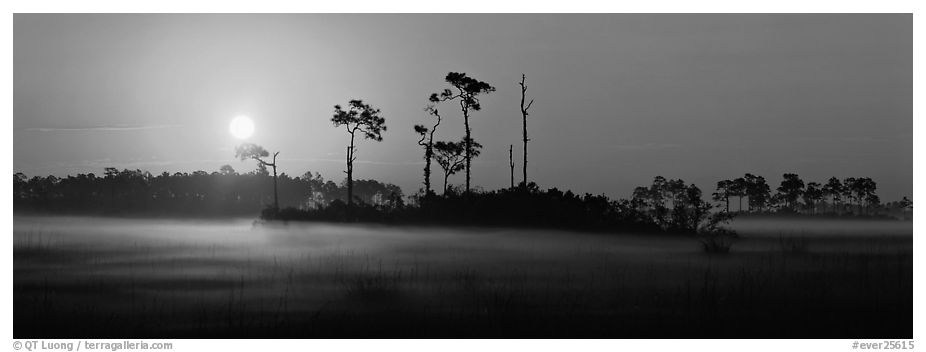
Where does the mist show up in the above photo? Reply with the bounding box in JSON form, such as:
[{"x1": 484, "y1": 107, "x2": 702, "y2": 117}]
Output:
[{"x1": 14, "y1": 215, "x2": 911, "y2": 338}]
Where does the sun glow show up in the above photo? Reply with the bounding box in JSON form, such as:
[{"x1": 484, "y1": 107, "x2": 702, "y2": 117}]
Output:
[{"x1": 229, "y1": 115, "x2": 255, "y2": 139}]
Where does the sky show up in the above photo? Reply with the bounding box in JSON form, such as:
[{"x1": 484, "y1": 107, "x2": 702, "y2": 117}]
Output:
[{"x1": 13, "y1": 14, "x2": 912, "y2": 201}]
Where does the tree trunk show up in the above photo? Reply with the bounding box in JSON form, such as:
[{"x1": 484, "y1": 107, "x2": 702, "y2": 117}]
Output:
[
  {"x1": 443, "y1": 171, "x2": 450, "y2": 196},
  {"x1": 509, "y1": 144, "x2": 514, "y2": 188},
  {"x1": 522, "y1": 129, "x2": 528, "y2": 187},
  {"x1": 423, "y1": 112, "x2": 440, "y2": 196},
  {"x1": 347, "y1": 132, "x2": 355, "y2": 209},
  {"x1": 520, "y1": 74, "x2": 531, "y2": 187},
  {"x1": 522, "y1": 128, "x2": 528, "y2": 186},
  {"x1": 423, "y1": 147, "x2": 432, "y2": 196},
  {"x1": 463, "y1": 105, "x2": 471, "y2": 194},
  {"x1": 272, "y1": 153, "x2": 279, "y2": 211}
]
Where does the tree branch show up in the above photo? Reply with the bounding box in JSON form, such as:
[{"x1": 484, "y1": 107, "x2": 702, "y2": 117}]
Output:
[
  {"x1": 417, "y1": 133, "x2": 427, "y2": 147},
  {"x1": 253, "y1": 156, "x2": 274, "y2": 167}
]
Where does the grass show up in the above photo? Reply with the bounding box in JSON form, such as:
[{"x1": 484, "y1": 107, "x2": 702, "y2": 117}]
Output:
[
  {"x1": 13, "y1": 216, "x2": 913, "y2": 338},
  {"x1": 340, "y1": 262, "x2": 403, "y2": 301},
  {"x1": 778, "y1": 233, "x2": 810, "y2": 254},
  {"x1": 699, "y1": 234, "x2": 735, "y2": 254}
]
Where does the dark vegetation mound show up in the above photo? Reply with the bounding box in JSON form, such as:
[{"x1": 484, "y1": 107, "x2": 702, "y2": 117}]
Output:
[{"x1": 262, "y1": 182, "x2": 735, "y2": 238}]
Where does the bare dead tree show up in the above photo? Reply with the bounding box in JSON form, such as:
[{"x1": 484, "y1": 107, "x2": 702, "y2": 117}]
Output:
[
  {"x1": 509, "y1": 144, "x2": 515, "y2": 188},
  {"x1": 519, "y1": 74, "x2": 534, "y2": 187},
  {"x1": 415, "y1": 104, "x2": 442, "y2": 196}
]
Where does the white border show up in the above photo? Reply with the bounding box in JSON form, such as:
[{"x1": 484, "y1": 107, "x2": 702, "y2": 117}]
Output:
[
  {"x1": 4, "y1": 1, "x2": 920, "y2": 351},
  {"x1": 3, "y1": 0, "x2": 921, "y2": 13}
]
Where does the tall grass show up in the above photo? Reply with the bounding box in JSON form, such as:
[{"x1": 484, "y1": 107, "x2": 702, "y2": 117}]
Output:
[
  {"x1": 778, "y1": 233, "x2": 810, "y2": 254},
  {"x1": 13, "y1": 222, "x2": 912, "y2": 338}
]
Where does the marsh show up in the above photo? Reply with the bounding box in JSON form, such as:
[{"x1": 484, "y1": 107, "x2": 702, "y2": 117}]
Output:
[{"x1": 13, "y1": 216, "x2": 912, "y2": 338}]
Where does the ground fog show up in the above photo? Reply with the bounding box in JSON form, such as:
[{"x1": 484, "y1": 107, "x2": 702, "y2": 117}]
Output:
[{"x1": 14, "y1": 216, "x2": 912, "y2": 338}]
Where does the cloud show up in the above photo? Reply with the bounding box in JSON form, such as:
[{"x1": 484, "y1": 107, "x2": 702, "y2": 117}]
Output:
[
  {"x1": 281, "y1": 157, "x2": 423, "y2": 166},
  {"x1": 609, "y1": 143, "x2": 680, "y2": 151},
  {"x1": 18, "y1": 158, "x2": 231, "y2": 171},
  {"x1": 796, "y1": 135, "x2": 912, "y2": 144},
  {"x1": 22, "y1": 124, "x2": 183, "y2": 132}
]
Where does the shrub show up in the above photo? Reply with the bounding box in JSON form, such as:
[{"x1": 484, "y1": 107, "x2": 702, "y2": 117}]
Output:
[
  {"x1": 699, "y1": 230, "x2": 735, "y2": 254},
  {"x1": 698, "y1": 212, "x2": 737, "y2": 254}
]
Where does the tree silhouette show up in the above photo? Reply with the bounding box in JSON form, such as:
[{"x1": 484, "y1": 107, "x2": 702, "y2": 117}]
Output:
[
  {"x1": 519, "y1": 74, "x2": 534, "y2": 186},
  {"x1": 414, "y1": 104, "x2": 442, "y2": 196},
  {"x1": 900, "y1": 196, "x2": 912, "y2": 220},
  {"x1": 665, "y1": 178, "x2": 687, "y2": 208},
  {"x1": 104, "y1": 167, "x2": 118, "y2": 209},
  {"x1": 650, "y1": 176, "x2": 668, "y2": 209},
  {"x1": 219, "y1": 164, "x2": 237, "y2": 176},
  {"x1": 332, "y1": 100, "x2": 387, "y2": 209},
  {"x1": 632, "y1": 186, "x2": 652, "y2": 211},
  {"x1": 861, "y1": 177, "x2": 878, "y2": 214},
  {"x1": 776, "y1": 173, "x2": 805, "y2": 212},
  {"x1": 899, "y1": 196, "x2": 912, "y2": 208},
  {"x1": 865, "y1": 193, "x2": 881, "y2": 215},
  {"x1": 803, "y1": 182, "x2": 823, "y2": 215},
  {"x1": 842, "y1": 177, "x2": 857, "y2": 213},
  {"x1": 643, "y1": 176, "x2": 679, "y2": 226},
  {"x1": 731, "y1": 177, "x2": 747, "y2": 212},
  {"x1": 12, "y1": 164, "x2": 410, "y2": 217},
  {"x1": 675, "y1": 182, "x2": 713, "y2": 232},
  {"x1": 433, "y1": 139, "x2": 482, "y2": 195},
  {"x1": 633, "y1": 177, "x2": 716, "y2": 232},
  {"x1": 846, "y1": 177, "x2": 877, "y2": 215},
  {"x1": 712, "y1": 179, "x2": 733, "y2": 212},
  {"x1": 13, "y1": 172, "x2": 27, "y2": 200},
  {"x1": 430, "y1": 72, "x2": 495, "y2": 194},
  {"x1": 743, "y1": 173, "x2": 771, "y2": 212},
  {"x1": 15, "y1": 165, "x2": 908, "y2": 225},
  {"x1": 235, "y1": 143, "x2": 280, "y2": 211},
  {"x1": 350, "y1": 178, "x2": 404, "y2": 206},
  {"x1": 821, "y1": 177, "x2": 843, "y2": 214}
]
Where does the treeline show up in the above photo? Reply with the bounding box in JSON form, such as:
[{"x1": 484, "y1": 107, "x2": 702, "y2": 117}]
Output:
[
  {"x1": 706, "y1": 173, "x2": 911, "y2": 218},
  {"x1": 12, "y1": 167, "x2": 732, "y2": 235},
  {"x1": 12, "y1": 166, "x2": 403, "y2": 217},
  {"x1": 272, "y1": 179, "x2": 733, "y2": 236},
  {"x1": 13, "y1": 166, "x2": 910, "y2": 237}
]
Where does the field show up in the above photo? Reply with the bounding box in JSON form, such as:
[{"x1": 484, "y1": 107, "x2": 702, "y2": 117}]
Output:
[{"x1": 13, "y1": 216, "x2": 912, "y2": 338}]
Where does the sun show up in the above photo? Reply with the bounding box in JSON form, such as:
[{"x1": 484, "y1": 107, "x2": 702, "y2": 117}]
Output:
[{"x1": 229, "y1": 115, "x2": 254, "y2": 139}]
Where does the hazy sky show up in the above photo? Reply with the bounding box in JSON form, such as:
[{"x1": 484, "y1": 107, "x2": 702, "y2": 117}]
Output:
[{"x1": 14, "y1": 14, "x2": 912, "y2": 201}]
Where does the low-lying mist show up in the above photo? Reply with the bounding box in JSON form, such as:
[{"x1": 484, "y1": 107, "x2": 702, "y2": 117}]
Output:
[{"x1": 14, "y1": 215, "x2": 912, "y2": 338}]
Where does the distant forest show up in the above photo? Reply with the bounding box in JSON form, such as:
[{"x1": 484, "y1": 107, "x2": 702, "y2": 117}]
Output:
[
  {"x1": 14, "y1": 72, "x2": 912, "y2": 233},
  {"x1": 12, "y1": 166, "x2": 911, "y2": 229},
  {"x1": 12, "y1": 167, "x2": 401, "y2": 217}
]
